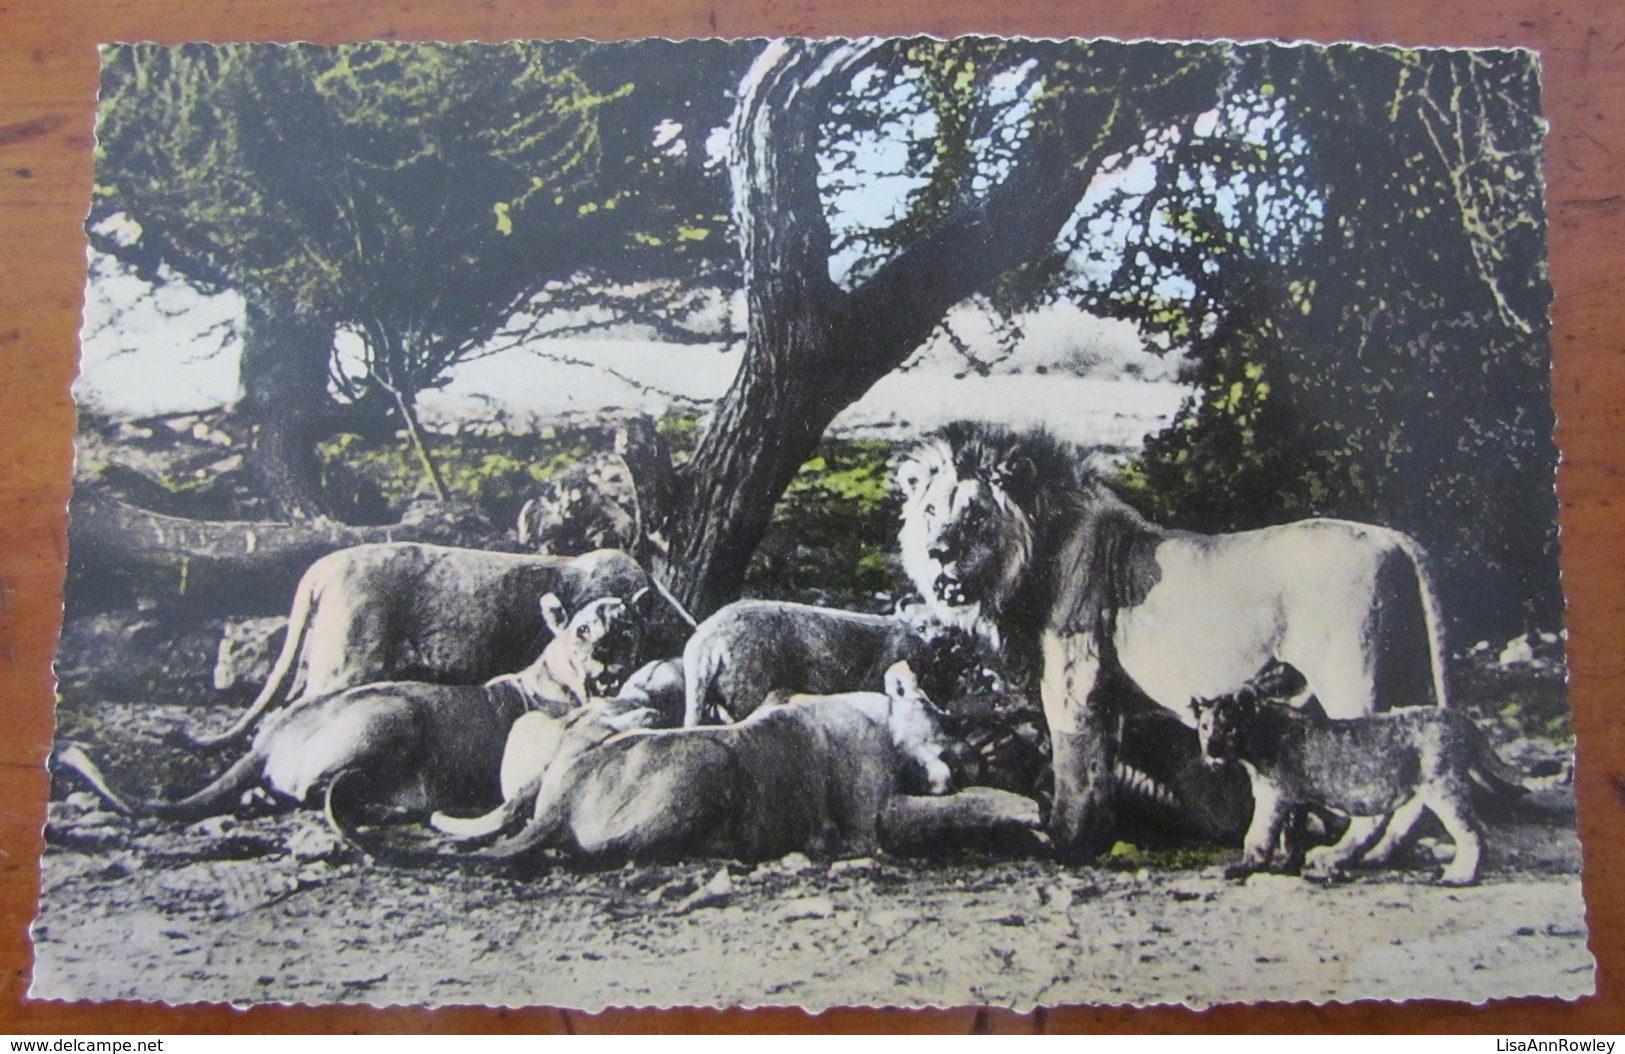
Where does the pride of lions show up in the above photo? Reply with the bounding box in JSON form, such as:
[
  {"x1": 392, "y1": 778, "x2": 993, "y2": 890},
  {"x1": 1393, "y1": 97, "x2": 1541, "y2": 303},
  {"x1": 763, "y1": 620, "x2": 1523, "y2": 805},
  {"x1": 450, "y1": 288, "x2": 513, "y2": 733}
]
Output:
[{"x1": 59, "y1": 421, "x2": 1549, "y2": 887}]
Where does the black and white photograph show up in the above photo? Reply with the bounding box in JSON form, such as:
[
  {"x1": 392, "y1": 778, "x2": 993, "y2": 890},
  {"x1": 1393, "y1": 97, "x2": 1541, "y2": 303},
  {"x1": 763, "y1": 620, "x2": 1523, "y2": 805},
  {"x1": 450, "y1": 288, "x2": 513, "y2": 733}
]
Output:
[{"x1": 35, "y1": 35, "x2": 1591, "y2": 1009}]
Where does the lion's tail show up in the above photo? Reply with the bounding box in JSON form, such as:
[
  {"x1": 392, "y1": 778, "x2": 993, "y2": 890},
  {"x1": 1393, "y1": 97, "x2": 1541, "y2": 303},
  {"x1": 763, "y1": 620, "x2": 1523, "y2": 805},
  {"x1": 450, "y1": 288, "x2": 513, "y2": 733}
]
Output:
[
  {"x1": 473, "y1": 772, "x2": 576, "y2": 863},
  {"x1": 646, "y1": 569, "x2": 699, "y2": 631},
  {"x1": 52, "y1": 743, "x2": 139, "y2": 816},
  {"x1": 328, "y1": 766, "x2": 567, "y2": 867},
  {"x1": 54, "y1": 741, "x2": 264, "y2": 823},
  {"x1": 1392, "y1": 532, "x2": 1452, "y2": 709},
  {"x1": 1464, "y1": 719, "x2": 1567, "y2": 798},
  {"x1": 430, "y1": 779, "x2": 539, "y2": 842},
  {"x1": 184, "y1": 580, "x2": 318, "y2": 749},
  {"x1": 476, "y1": 814, "x2": 566, "y2": 862},
  {"x1": 322, "y1": 770, "x2": 468, "y2": 868}
]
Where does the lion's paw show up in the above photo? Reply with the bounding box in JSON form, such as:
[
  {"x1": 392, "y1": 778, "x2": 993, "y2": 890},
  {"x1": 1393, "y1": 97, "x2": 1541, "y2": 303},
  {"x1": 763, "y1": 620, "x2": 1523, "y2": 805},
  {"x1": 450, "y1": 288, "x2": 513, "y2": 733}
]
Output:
[{"x1": 1302, "y1": 847, "x2": 1348, "y2": 883}]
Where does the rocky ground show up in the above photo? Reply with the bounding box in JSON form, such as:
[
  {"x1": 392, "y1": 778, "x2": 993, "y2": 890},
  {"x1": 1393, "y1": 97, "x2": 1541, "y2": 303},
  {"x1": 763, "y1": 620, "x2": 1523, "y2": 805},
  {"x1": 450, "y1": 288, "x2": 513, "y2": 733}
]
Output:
[{"x1": 32, "y1": 677, "x2": 1594, "y2": 1011}]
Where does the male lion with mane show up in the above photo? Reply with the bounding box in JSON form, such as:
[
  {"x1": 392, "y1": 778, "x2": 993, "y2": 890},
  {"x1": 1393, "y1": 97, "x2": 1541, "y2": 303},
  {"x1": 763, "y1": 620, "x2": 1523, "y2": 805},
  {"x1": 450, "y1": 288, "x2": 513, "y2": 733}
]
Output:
[{"x1": 895, "y1": 421, "x2": 1450, "y2": 862}]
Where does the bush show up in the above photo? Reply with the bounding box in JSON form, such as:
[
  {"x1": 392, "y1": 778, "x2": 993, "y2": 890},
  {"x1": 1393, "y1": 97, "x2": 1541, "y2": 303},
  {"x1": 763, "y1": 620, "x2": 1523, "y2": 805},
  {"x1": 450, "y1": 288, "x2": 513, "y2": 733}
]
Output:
[
  {"x1": 743, "y1": 437, "x2": 901, "y2": 610},
  {"x1": 316, "y1": 426, "x2": 599, "y2": 529}
]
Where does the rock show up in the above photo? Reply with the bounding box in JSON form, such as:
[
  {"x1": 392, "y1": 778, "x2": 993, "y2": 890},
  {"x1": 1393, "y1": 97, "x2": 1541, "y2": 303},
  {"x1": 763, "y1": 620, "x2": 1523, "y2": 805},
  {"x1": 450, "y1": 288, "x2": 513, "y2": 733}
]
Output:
[
  {"x1": 1040, "y1": 884, "x2": 1074, "y2": 911},
  {"x1": 48, "y1": 824, "x2": 126, "y2": 853},
  {"x1": 829, "y1": 856, "x2": 877, "y2": 878},
  {"x1": 1498, "y1": 635, "x2": 1535, "y2": 667},
  {"x1": 750, "y1": 852, "x2": 817, "y2": 882},
  {"x1": 190, "y1": 421, "x2": 234, "y2": 446},
  {"x1": 1243, "y1": 872, "x2": 1303, "y2": 894},
  {"x1": 287, "y1": 823, "x2": 347, "y2": 863},
  {"x1": 780, "y1": 895, "x2": 836, "y2": 922},
  {"x1": 778, "y1": 852, "x2": 814, "y2": 874},
  {"x1": 213, "y1": 617, "x2": 289, "y2": 694},
  {"x1": 620, "y1": 866, "x2": 680, "y2": 893},
  {"x1": 673, "y1": 867, "x2": 733, "y2": 914},
  {"x1": 296, "y1": 862, "x2": 337, "y2": 887},
  {"x1": 187, "y1": 816, "x2": 240, "y2": 839},
  {"x1": 646, "y1": 874, "x2": 700, "y2": 904},
  {"x1": 1428, "y1": 839, "x2": 1457, "y2": 863},
  {"x1": 702, "y1": 866, "x2": 733, "y2": 896},
  {"x1": 64, "y1": 792, "x2": 99, "y2": 812}
]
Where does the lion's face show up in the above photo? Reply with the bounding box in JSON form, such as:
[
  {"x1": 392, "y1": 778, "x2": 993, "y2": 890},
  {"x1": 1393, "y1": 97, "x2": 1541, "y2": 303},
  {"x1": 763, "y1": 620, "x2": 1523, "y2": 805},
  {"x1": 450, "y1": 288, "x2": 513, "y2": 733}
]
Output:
[
  {"x1": 539, "y1": 594, "x2": 644, "y2": 702},
  {"x1": 1191, "y1": 695, "x2": 1249, "y2": 767},
  {"x1": 896, "y1": 437, "x2": 1035, "y2": 627}
]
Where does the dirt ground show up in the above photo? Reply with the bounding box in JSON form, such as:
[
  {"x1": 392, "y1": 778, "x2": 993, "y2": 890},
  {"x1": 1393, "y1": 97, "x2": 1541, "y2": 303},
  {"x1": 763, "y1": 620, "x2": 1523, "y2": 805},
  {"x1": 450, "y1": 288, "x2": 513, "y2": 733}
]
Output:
[{"x1": 30, "y1": 692, "x2": 1594, "y2": 1011}]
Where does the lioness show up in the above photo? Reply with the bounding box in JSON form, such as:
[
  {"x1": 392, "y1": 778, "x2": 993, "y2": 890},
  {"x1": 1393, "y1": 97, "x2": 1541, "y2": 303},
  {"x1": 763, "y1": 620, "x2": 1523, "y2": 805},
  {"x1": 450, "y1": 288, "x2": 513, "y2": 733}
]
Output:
[
  {"x1": 446, "y1": 662, "x2": 959, "y2": 863},
  {"x1": 426, "y1": 697, "x2": 663, "y2": 842},
  {"x1": 682, "y1": 598, "x2": 993, "y2": 727},
  {"x1": 181, "y1": 542, "x2": 670, "y2": 750},
  {"x1": 1190, "y1": 688, "x2": 1530, "y2": 886},
  {"x1": 58, "y1": 594, "x2": 642, "y2": 834}
]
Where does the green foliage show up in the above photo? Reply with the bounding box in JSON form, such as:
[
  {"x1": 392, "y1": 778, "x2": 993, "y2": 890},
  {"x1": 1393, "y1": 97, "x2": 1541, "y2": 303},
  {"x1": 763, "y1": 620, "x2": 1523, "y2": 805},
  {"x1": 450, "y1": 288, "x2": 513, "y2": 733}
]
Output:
[
  {"x1": 315, "y1": 427, "x2": 597, "y2": 529},
  {"x1": 1083, "y1": 45, "x2": 1559, "y2": 641},
  {"x1": 656, "y1": 409, "x2": 706, "y2": 462},
  {"x1": 744, "y1": 438, "x2": 901, "y2": 608},
  {"x1": 91, "y1": 41, "x2": 748, "y2": 466},
  {"x1": 95, "y1": 44, "x2": 606, "y2": 325},
  {"x1": 314, "y1": 422, "x2": 903, "y2": 609},
  {"x1": 1454, "y1": 663, "x2": 1572, "y2": 742},
  {"x1": 1103, "y1": 840, "x2": 1228, "y2": 872}
]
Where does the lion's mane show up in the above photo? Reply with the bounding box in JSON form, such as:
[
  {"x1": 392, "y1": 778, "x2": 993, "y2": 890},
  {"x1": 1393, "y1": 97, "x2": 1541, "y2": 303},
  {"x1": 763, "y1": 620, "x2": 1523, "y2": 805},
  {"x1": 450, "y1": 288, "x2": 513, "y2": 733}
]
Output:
[{"x1": 896, "y1": 422, "x2": 1165, "y2": 661}]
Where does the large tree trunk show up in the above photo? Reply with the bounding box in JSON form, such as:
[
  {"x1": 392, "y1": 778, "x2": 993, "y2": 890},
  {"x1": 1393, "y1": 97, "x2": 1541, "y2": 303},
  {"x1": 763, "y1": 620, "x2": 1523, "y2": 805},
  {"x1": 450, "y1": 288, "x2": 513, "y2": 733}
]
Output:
[
  {"x1": 656, "y1": 39, "x2": 1226, "y2": 865},
  {"x1": 657, "y1": 41, "x2": 863, "y2": 617},
  {"x1": 659, "y1": 39, "x2": 1172, "y2": 617},
  {"x1": 239, "y1": 296, "x2": 336, "y2": 521}
]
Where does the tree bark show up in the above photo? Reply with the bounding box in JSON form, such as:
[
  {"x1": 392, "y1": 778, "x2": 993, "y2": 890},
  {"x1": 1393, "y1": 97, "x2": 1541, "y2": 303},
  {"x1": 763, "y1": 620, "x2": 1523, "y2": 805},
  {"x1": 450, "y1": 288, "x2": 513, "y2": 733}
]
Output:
[
  {"x1": 380, "y1": 374, "x2": 450, "y2": 503},
  {"x1": 659, "y1": 39, "x2": 1178, "y2": 617},
  {"x1": 658, "y1": 40, "x2": 871, "y2": 617},
  {"x1": 612, "y1": 415, "x2": 676, "y2": 564},
  {"x1": 239, "y1": 296, "x2": 337, "y2": 521}
]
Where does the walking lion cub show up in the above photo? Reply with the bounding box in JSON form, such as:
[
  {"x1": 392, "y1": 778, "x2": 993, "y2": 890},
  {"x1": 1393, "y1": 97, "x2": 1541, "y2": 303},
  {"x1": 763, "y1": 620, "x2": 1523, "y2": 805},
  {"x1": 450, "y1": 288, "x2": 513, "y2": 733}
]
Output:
[{"x1": 1191, "y1": 683, "x2": 1533, "y2": 886}]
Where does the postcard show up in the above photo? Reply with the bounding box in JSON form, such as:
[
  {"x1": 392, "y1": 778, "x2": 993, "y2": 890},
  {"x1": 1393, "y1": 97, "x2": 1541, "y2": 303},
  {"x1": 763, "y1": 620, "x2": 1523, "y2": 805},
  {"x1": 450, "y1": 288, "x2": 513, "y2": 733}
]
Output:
[{"x1": 35, "y1": 36, "x2": 1591, "y2": 1009}]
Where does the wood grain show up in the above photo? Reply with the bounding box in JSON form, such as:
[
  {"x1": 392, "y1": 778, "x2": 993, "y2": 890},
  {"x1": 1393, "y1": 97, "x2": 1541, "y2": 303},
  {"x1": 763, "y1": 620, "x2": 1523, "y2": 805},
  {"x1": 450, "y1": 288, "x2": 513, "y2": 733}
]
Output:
[{"x1": 1, "y1": 0, "x2": 1620, "y2": 1034}]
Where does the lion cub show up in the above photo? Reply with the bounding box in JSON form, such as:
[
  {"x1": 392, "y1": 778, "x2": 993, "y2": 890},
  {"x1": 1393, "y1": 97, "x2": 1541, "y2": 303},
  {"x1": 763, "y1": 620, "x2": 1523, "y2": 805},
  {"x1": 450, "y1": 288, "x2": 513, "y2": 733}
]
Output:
[{"x1": 1190, "y1": 686, "x2": 1529, "y2": 886}]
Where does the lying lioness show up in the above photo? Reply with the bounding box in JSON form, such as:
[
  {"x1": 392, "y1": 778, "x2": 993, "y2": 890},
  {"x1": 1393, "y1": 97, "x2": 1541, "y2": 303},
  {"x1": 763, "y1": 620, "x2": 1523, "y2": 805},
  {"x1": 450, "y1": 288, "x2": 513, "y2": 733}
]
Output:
[
  {"x1": 1191, "y1": 687, "x2": 1533, "y2": 886},
  {"x1": 58, "y1": 594, "x2": 642, "y2": 834},
  {"x1": 427, "y1": 697, "x2": 663, "y2": 842},
  {"x1": 439, "y1": 662, "x2": 960, "y2": 864}
]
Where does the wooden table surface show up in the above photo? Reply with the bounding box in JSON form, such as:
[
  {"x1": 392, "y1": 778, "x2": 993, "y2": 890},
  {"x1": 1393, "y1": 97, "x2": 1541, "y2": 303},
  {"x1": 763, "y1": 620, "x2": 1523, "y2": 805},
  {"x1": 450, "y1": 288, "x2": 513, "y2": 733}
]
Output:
[{"x1": 1, "y1": 0, "x2": 1621, "y2": 1034}]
